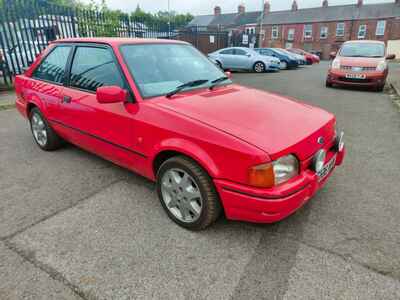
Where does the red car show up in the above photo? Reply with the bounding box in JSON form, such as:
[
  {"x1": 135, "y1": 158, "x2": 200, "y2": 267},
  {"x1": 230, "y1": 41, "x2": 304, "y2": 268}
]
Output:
[
  {"x1": 326, "y1": 40, "x2": 395, "y2": 92},
  {"x1": 287, "y1": 48, "x2": 320, "y2": 65},
  {"x1": 15, "y1": 38, "x2": 345, "y2": 230}
]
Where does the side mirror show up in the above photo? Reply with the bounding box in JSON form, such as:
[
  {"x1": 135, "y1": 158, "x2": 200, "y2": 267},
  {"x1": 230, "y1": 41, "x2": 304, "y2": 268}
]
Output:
[
  {"x1": 246, "y1": 53, "x2": 251, "y2": 57},
  {"x1": 386, "y1": 54, "x2": 396, "y2": 60},
  {"x1": 225, "y1": 71, "x2": 232, "y2": 79},
  {"x1": 96, "y1": 86, "x2": 128, "y2": 104},
  {"x1": 330, "y1": 51, "x2": 337, "y2": 59}
]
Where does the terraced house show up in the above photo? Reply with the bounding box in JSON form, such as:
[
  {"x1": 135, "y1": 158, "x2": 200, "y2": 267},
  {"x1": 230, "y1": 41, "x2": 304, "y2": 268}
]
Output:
[{"x1": 188, "y1": 0, "x2": 400, "y2": 59}]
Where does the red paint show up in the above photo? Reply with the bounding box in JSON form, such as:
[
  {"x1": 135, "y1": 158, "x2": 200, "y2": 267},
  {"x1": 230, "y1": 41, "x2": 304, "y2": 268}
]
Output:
[
  {"x1": 15, "y1": 38, "x2": 345, "y2": 224},
  {"x1": 287, "y1": 48, "x2": 320, "y2": 64}
]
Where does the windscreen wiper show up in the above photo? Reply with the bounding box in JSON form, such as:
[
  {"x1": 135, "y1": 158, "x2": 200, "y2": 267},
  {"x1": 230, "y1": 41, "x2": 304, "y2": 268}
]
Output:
[
  {"x1": 166, "y1": 79, "x2": 209, "y2": 98},
  {"x1": 209, "y1": 76, "x2": 229, "y2": 90}
]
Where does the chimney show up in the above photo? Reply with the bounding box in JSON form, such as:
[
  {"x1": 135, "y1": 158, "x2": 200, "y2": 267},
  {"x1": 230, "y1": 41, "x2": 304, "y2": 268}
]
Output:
[
  {"x1": 264, "y1": 1, "x2": 271, "y2": 15},
  {"x1": 322, "y1": 0, "x2": 328, "y2": 8},
  {"x1": 238, "y1": 3, "x2": 245, "y2": 14},
  {"x1": 357, "y1": 0, "x2": 363, "y2": 7},
  {"x1": 214, "y1": 6, "x2": 221, "y2": 16},
  {"x1": 292, "y1": 0, "x2": 298, "y2": 11}
]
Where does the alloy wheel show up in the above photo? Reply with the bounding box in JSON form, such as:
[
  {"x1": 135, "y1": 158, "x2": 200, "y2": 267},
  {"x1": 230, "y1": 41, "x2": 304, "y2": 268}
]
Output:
[
  {"x1": 254, "y1": 62, "x2": 265, "y2": 73},
  {"x1": 160, "y1": 168, "x2": 203, "y2": 223},
  {"x1": 31, "y1": 112, "x2": 47, "y2": 147}
]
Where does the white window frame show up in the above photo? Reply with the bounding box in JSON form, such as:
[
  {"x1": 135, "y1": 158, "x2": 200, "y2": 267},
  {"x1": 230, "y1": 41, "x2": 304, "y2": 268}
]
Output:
[
  {"x1": 272, "y1": 25, "x2": 279, "y2": 39},
  {"x1": 304, "y1": 24, "x2": 313, "y2": 39},
  {"x1": 358, "y1": 24, "x2": 367, "y2": 39},
  {"x1": 336, "y1": 22, "x2": 345, "y2": 37},
  {"x1": 320, "y1": 26, "x2": 328, "y2": 39},
  {"x1": 246, "y1": 26, "x2": 256, "y2": 35},
  {"x1": 287, "y1": 28, "x2": 295, "y2": 41},
  {"x1": 376, "y1": 20, "x2": 386, "y2": 36}
]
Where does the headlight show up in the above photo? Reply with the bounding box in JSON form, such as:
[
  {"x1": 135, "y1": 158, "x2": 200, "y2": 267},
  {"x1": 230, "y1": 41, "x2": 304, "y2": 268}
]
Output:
[
  {"x1": 248, "y1": 154, "x2": 299, "y2": 188},
  {"x1": 376, "y1": 61, "x2": 387, "y2": 71},
  {"x1": 331, "y1": 59, "x2": 341, "y2": 69}
]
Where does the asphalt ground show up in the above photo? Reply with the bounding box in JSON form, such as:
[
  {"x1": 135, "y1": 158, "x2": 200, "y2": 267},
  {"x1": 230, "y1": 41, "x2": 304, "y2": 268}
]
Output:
[{"x1": 1, "y1": 61, "x2": 400, "y2": 299}]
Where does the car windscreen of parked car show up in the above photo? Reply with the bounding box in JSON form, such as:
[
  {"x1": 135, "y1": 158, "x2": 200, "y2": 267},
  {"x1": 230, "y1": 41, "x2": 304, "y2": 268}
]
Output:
[
  {"x1": 120, "y1": 43, "x2": 229, "y2": 98},
  {"x1": 339, "y1": 42, "x2": 385, "y2": 58}
]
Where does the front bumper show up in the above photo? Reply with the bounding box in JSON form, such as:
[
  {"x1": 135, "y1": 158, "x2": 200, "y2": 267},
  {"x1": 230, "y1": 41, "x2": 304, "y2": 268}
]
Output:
[
  {"x1": 214, "y1": 144, "x2": 346, "y2": 223},
  {"x1": 327, "y1": 69, "x2": 387, "y2": 88}
]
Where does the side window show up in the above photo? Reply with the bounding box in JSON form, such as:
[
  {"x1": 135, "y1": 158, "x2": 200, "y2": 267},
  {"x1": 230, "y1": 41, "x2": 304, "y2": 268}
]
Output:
[
  {"x1": 69, "y1": 46, "x2": 126, "y2": 92},
  {"x1": 33, "y1": 46, "x2": 71, "y2": 84},
  {"x1": 220, "y1": 49, "x2": 234, "y2": 55},
  {"x1": 234, "y1": 49, "x2": 247, "y2": 56}
]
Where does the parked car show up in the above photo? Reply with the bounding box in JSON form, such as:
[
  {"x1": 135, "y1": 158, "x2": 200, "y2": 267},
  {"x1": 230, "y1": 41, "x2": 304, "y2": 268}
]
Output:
[
  {"x1": 255, "y1": 48, "x2": 299, "y2": 70},
  {"x1": 208, "y1": 47, "x2": 281, "y2": 73},
  {"x1": 279, "y1": 48, "x2": 307, "y2": 65},
  {"x1": 326, "y1": 40, "x2": 395, "y2": 92},
  {"x1": 287, "y1": 48, "x2": 320, "y2": 65},
  {"x1": 15, "y1": 38, "x2": 345, "y2": 230}
]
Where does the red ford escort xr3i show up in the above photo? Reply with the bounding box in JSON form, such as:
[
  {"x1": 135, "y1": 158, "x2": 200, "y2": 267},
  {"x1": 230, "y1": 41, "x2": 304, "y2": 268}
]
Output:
[{"x1": 15, "y1": 38, "x2": 345, "y2": 230}]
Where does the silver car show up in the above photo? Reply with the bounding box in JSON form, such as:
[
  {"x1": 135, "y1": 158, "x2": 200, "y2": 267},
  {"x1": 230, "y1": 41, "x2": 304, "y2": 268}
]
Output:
[{"x1": 208, "y1": 47, "x2": 280, "y2": 73}]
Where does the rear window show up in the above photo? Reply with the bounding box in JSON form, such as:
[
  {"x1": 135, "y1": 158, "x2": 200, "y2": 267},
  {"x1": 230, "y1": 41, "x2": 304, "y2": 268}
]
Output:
[{"x1": 33, "y1": 46, "x2": 72, "y2": 84}]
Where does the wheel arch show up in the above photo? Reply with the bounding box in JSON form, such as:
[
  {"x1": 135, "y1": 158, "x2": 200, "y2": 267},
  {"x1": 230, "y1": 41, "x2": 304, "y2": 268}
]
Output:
[{"x1": 151, "y1": 139, "x2": 220, "y2": 180}]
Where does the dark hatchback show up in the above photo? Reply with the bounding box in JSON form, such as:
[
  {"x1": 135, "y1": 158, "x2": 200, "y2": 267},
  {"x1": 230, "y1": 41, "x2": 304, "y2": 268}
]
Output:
[{"x1": 255, "y1": 48, "x2": 299, "y2": 70}]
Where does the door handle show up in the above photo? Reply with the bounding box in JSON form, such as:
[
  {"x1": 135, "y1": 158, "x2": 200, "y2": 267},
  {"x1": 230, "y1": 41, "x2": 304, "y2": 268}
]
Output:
[{"x1": 62, "y1": 95, "x2": 72, "y2": 104}]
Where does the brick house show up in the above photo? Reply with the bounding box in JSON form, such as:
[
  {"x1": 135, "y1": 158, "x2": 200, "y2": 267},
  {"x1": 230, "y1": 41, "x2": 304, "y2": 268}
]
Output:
[{"x1": 188, "y1": 0, "x2": 400, "y2": 59}]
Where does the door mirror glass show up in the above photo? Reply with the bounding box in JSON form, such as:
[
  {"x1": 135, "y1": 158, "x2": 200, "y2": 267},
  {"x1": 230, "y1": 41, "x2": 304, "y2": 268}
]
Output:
[
  {"x1": 386, "y1": 54, "x2": 396, "y2": 60},
  {"x1": 96, "y1": 86, "x2": 127, "y2": 104}
]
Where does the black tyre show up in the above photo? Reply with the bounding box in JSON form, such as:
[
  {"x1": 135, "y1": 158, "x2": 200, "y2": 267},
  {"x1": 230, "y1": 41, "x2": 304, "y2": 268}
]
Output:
[
  {"x1": 325, "y1": 80, "x2": 333, "y2": 88},
  {"x1": 375, "y1": 84, "x2": 385, "y2": 92},
  {"x1": 29, "y1": 107, "x2": 63, "y2": 151},
  {"x1": 253, "y1": 61, "x2": 265, "y2": 73},
  {"x1": 156, "y1": 156, "x2": 222, "y2": 230}
]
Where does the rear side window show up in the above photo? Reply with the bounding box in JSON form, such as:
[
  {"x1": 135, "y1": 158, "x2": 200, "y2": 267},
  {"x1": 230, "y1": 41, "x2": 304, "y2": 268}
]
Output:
[
  {"x1": 33, "y1": 46, "x2": 71, "y2": 84},
  {"x1": 220, "y1": 49, "x2": 234, "y2": 55},
  {"x1": 69, "y1": 46, "x2": 125, "y2": 92}
]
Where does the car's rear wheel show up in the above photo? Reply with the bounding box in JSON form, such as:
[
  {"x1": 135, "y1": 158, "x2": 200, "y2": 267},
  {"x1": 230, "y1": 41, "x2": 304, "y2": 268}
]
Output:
[
  {"x1": 253, "y1": 61, "x2": 265, "y2": 73},
  {"x1": 29, "y1": 107, "x2": 63, "y2": 151},
  {"x1": 280, "y1": 61, "x2": 288, "y2": 70},
  {"x1": 156, "y1": 156, "x2": 221, "y2": 230}
]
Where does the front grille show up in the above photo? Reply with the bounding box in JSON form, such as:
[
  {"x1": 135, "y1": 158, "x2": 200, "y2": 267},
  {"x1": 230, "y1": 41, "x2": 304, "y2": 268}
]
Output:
[
  {"x1": 338, "y1": 77, "x2": 372, "y2": 83},
  {"x1": 341, "y1": 65, "x2": 376, "y2": 72}
]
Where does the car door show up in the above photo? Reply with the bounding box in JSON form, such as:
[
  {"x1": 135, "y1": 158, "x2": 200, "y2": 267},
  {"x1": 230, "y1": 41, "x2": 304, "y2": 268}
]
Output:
[
  {"x1": 55, "y1": 44, "x2": 145, "y2": 172},
  {"x1": 233, "y1": 48, "x2": 252, "y2": 69},
  {"x1": 29, "y1": 45, "x2": 72, "y2": 120},
  {"x1": 218, "y1": 48, "x2": 235, "y2": 69}
]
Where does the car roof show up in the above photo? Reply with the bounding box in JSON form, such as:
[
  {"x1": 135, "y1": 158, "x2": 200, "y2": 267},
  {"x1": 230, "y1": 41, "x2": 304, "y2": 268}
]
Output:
[{"x1": 53, "y1": 37, "x2": 189, "y2": 46}]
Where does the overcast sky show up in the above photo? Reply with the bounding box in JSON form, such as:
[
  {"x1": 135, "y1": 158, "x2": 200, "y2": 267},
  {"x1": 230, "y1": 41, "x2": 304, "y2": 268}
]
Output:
[{"x1": 84, "y1": 0, "x2": 393, "y2": 15}]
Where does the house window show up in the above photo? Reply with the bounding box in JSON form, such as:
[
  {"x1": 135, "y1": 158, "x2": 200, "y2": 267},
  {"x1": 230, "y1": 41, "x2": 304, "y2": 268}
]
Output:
[
  {"x1": 246, "y1": 27, "x2": 256, "y2": 35},
  {"x1": 272, "y1": 25, "x2": 279, "y2": 39},
  {"x1": 287, "y1": 28, "x2": 295, "y2": 41},
  {"x1": 336, "y1": 22, "x2": 345, "y2": 37},
  {"x1": 320, "y1": 26, "x2": 328, "y2": 39},
  {"x1": 376, "y1": 20, "x2": 386, "y2": 36},
  {"x1": 304, "y1": 24, "x2": 313, "y2": 39},
  {"x1": 358, "y1": 24, "x2": 367, "y2": 39}
]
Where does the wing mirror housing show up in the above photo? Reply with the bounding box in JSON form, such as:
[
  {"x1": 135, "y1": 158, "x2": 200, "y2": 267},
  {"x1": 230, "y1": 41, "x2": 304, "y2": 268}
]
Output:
[
  {"x1": 330, "y1": 51, "x2": 337, "y2": 59},
  {"x1": 96, "y1": 86, "x2": 128, "y2": 104},
  {"x1": 386, "y1": 54, "x2": 396, "y2": 60}
]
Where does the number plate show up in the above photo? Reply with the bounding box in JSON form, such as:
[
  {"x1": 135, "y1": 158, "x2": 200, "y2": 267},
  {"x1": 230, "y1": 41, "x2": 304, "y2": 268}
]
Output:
[
  {"x1": 317, "y1": 155, "x2": 336, "y2": 181},
  {"x1": 345, "y1": 73, "x2": 366, "y2": 79}
]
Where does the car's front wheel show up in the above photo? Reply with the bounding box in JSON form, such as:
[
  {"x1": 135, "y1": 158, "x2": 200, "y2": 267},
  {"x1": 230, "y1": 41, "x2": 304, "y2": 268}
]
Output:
[
  {"x1": 29, "y1": 107, "x2": 63, "y2": 151},
  {"x1": 156, "y1": 156, "x2": 222, "y2": 230},
  {"x1": 253, "y1": 61, "x2": 265, "y2": 73}
]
